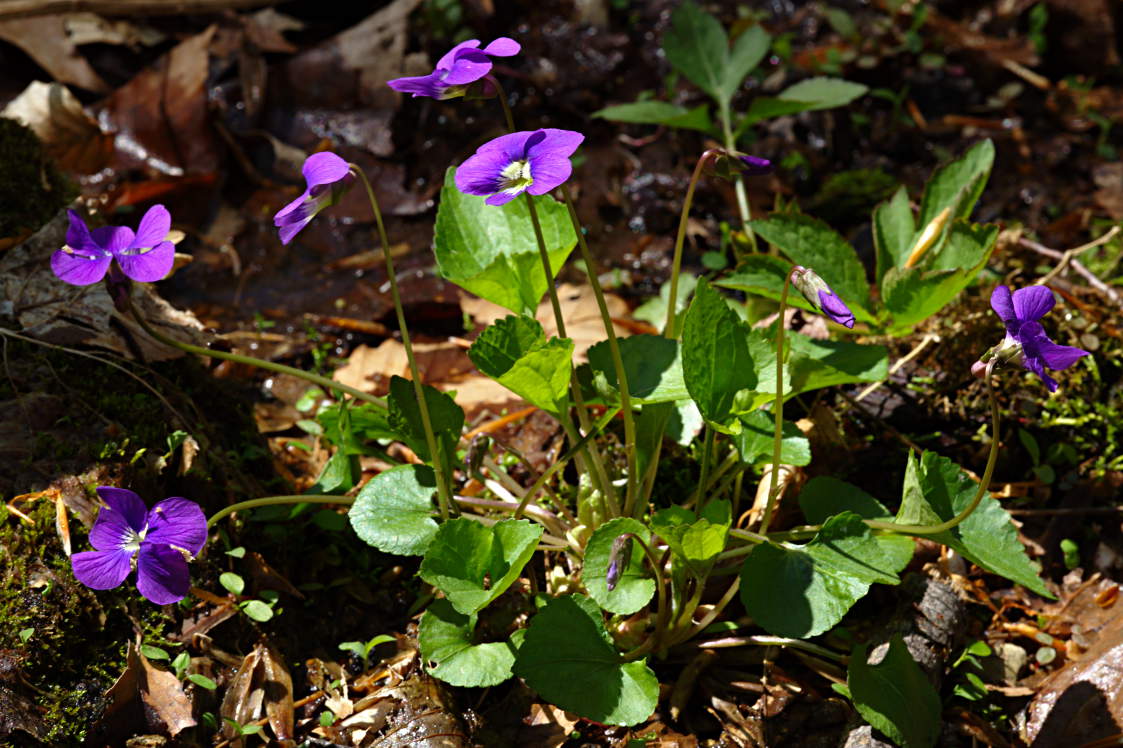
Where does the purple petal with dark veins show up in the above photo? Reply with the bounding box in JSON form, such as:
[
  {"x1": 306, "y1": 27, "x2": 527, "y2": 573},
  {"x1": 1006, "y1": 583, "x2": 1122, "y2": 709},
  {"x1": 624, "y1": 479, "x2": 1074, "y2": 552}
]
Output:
[
  {"x1": 1035, "y1": 337, "x2": 1089, "y2": 371},
  {"x1": 116, "y1": 240, "x2": 174, "y2": 282},
  {"x1": 91, "y1": 225, "x2": 136, "y2": 254},
  {"x1": 301, "y1": 152, "x2": 350, "y2": 189},
  {"x1": 386, "y1": 72, "x2": 451, "y2": 98},
  {"x1": 96, "y1": 487, "x2": 149, "y2": 533},
  {"x1": 72, "y1": 549, "x2": 133, "y2": 590},
  {"x1": 1012, "y1": 285, "x2": 1055, "y2": 322},
  {"x1": 435, "y1": 39, "x2": 482, "y2": 71},
  {"x1": 66, "y1": 210, "x2": 97, "y2": 251},
  {"x1": 50, "y1": 248, "x2": 111, "y2": 286},
  {"x1": 136, "y1": 543, "x2": 191, "y2": 605},
  {"x1": 990, "y1": 285, "x2": 1015, "y2": 322},
  {"x1": 132, "y1": 205, "x2": 171, "y2": 247},
  {"x1": 146, "y1": 498, "x2": 207, "y2": 554}
]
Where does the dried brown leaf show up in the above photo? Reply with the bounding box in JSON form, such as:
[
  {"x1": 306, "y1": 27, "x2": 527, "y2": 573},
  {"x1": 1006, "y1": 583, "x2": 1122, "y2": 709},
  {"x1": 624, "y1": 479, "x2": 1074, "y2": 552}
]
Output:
[
  {"x1": 0, "y1": 15, "x2": 107, "y2": 92},
  {"x1": 1, "y1": 81, "x2": 113, "y2": 175}
]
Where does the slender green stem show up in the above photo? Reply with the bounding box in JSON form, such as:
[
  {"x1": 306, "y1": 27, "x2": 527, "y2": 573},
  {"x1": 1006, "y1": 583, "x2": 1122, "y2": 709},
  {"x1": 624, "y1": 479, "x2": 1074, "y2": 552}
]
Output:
[
  {"x1": 354, "y1": 167, "x2": 453, "y2": 519},
  {"x1": 620, "y1": 540, "x2": 671, "y2": 662},
  {"x1": 759, "y1": 269, "x2": 794, "y2": 534},
  {"x1": 866, "y1": 374, "x2": 1001, "y2": 535},
  {"x1": 764, "y1": 372, "x2": 1002, "y2": 539},
  {"x1": 673, "y1": 576, "x2": 741, "y2": 646},
  {"x1": 208, "y1": 495, "x2": 352, "y2": 528},
  {"x1": 124, "y1": 294, "x2": 386, "y2": 410},
  {"x1": 692, "y1": 426, "x2": 716, "y2": 509},
  {"x1": 487, "y1": 75, "x2": 517, "y2": 133},
  {"x1": 454, "y1": 495, "x2": 570, "y2": 544},
  {"x1": 524, "y1": 190, "x2": 617, "y2": 512},
  {"x1": 719, "y1": 103, "x2": 756, "y2": 252},
  {"x1": 514, "y1": 407, "x2": 617, "y2": 520},
  {"x1": 665, "y1": 148, "x2": 720, "y2": 337},
  {"x1": 561, "y1": 184, "x2": 639, "y2": 517},
  {"x1": 686, "y1": 634, "x2": 846, "y2": 663}
]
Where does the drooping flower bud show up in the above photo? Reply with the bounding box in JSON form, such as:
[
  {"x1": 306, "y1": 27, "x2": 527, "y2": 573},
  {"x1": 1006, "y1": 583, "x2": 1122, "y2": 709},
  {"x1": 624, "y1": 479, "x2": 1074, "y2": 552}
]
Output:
[
  {"x1": 708, "y1": 150, "x2": 773, "y2": 181},
  {"x1": 606, "y1": 534, "x2": 633, "y2": 591},
  {"x1": 790, "y1": 265, "x2": 856, "y2": 328}
]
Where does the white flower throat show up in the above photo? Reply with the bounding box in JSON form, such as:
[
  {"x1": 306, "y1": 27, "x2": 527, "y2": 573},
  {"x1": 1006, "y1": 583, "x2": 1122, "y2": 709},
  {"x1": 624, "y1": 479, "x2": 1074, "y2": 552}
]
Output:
[{"x1": 499, "y1": 159, "x2": 533, "y2": 194}]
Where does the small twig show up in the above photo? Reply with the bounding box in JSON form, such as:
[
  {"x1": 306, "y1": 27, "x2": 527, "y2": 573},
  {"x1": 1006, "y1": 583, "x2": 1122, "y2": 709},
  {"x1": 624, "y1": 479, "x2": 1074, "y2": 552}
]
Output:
[
  {"x1": 854, "y1": 333, "x2": 940, "y2": 403},
  {"x1": 1019, "y1": 227, "x2": 1122, "y2": 307}
]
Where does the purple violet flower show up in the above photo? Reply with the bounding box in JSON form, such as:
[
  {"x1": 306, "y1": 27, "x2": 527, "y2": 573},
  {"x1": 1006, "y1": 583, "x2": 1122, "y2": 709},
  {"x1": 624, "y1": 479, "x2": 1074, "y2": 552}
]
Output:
[
  {"x1": 51, "y1": 205, "x2": 175, "y2": 286},
  {"x1": 273, "y1": 152, "x2": 354, "y2": 245},
  {"x1": 980, "y1": 284, "x2": 1090, "y2": 392},
  {"x1": 387, "y1": 38, "x2": 520, "y2": 100},
  {"x1": 790, "y1": 265, "x2": 856, "y2": 328},
  {"x1": 738, "y1": 154, "x2": 773, "y2": 175},
  {"x1": 455, "y1": 128, "x2": 584, "y2": 206},
  {"x1": 71, "y1": 487, "x2": 207, "y2": 605}
]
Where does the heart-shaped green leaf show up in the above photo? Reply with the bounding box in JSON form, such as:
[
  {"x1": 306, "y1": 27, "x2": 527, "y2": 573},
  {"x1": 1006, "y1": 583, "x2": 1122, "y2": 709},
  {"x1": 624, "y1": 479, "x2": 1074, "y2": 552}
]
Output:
[
  {"x1": 468, "y1": 315, "x2": 573, "y2": 415},
  {"x1": 418, "y1": 598, "x2": 520, "y2": 688},
  {"x1": 433, "y1": 167, "x2": 576, "y2": 315},
  {"x1": 419, "y1": 518, "x2": 543, "y2": 615},
  {"x1": 349, "y1": 465, "x2": 438, "y2": 556},
  {"x1": 513, "y1": 595, "x2": 658, "y2": 726}
]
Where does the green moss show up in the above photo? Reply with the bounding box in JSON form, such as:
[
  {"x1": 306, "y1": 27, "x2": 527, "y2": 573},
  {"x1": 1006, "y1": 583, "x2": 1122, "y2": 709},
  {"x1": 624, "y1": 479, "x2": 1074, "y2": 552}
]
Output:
[{"x1": 0, "y1": 117, "x2": 75, "y2": 240}]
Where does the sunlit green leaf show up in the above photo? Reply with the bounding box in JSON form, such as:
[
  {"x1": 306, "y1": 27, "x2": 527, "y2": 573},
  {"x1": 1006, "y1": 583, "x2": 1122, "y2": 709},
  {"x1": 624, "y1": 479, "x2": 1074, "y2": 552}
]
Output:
[
  {"x1": 418, "y1": 599, "x2": 519, "y2": 687},
  {"x1": 468, "y1": 315, "x2": 573, "y2": 415},
  {"x1": 434, "y1": 167, "x2": 576, "y2": 315},
  {"x1": 584, "y1": 518, "x2": 656, "y2": 615},
  {"x1": 514, "y1": 595, "x2": 658, "y2": 726},
  {"x1": 349, "y1": 465, "x2": 439, "y2": 556}
]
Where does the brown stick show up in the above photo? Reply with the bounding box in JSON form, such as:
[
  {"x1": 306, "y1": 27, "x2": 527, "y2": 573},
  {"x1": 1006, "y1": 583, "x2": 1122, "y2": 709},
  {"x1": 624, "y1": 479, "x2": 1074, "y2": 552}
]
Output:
[{"x1": 0, "y1": 0, "x2": 279, "y2": 21}]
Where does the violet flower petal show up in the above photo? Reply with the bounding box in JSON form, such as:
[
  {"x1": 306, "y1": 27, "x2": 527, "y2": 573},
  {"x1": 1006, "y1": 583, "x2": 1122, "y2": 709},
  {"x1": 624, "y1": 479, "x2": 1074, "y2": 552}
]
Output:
[
  {"x1": 990, "y1": 285, "x2": 1015, "y2": 322},
  {"x1": 145, "y1": 498, "x2": 207, "y2": 555},
  {"x1": 116, "y1": 240, "x2": 174, "y2": 282},
  {"x1": 302, "y1": 152, "x2": 351, "y2": 189},
  {"x1": 136, "y1": 543, "x2": 191, "y2": 605},
  {"x1": 481, "y1": 37, "x2": 520, "y2": 56},
  {"x1": 529, "y1": 128, "x2": 584, "y2": 158},
  {"x1": 738, "y1": 154, "x2": 773, "y2": 174},
  {"x1": 50, "y1": 249, "x2": 111, "y2": 286},
  {"x1": 524, "y1": 153, "x2": 573, "y2": 195},
  {"x1": 91, "y1": 225, "x2": 136, "y2": 254},
  {"x1": 88, "y1": 506, "x2": 140, "y2": 553},
  {"x1": 818, "y1": 290, "x2": 856, "y2": 328},
  {"x1": 72, "y1": 549, "x2": 134, "y2": 590},
  {"x1": 386, "y1": 72, "x2": 450, "y2": 98},
  {"x1": 434, "y1": 39, "x2": 482, "y2": 71},
  {"x1": 96, "y1": 487, "x2": 149, "y2": 533},
  {"x1": 1011, "y1": 285, "x2": 1055, "y2": 321},
  {"x1": 278, "y1": 216, "x2": 315, "y2": 245},
  {"x1": 455, "y1": 148, "x2": 511, "y2": 196},
  {"x1": 66, "y1": 210, "x2": 97, "y2": 251},
  {"x1": 1034, "y1": 337, "x2": 1089, "y2": 371},
  {"x1": 1023, "y1": 356, "x2": 1058, "y2": 392},
  {"x1": 442, "y1": 49, "x2": 494, "y2": 85},
  {"x1": 132, "y1": 205, "x2": 171, "y2": 247},
  {"x1": 484, "y1": 190, "x2": 523, "y2": 206}
]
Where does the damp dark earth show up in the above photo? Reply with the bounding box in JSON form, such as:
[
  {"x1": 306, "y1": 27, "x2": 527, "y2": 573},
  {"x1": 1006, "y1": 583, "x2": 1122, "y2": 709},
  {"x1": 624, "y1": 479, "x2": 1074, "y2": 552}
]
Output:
[{"x1": 1, "y1": 1, "x2": 1122, "y2": 746}]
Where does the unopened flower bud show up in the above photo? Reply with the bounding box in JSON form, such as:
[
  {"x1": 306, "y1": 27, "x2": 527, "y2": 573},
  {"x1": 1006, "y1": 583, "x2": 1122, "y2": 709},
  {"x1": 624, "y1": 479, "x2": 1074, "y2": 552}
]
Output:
[
  {"x1": 606, "y1": 534, "x2": 633, "y2": 591},
  {"x1": 790, "y1": 266, "x2": 856, "y2": 328},
  {"x1": 708, "y1": 150, "x2": 773, "y2": 181}
]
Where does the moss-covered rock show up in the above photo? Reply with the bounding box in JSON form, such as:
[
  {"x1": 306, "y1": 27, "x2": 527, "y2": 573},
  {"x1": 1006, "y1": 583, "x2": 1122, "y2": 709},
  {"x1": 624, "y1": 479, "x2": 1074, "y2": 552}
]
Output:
[{"x1": 0, "y1": 117, "x2": 75, "y2": 243}]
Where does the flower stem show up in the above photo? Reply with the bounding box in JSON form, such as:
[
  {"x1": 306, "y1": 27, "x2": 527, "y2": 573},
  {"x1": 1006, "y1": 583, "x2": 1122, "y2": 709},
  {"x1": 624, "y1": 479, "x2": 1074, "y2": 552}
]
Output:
[
  {"x1": 719, "y1": 103, "x2": 756, "y2": 253},
  {"x1": 123, "y1": 294, "x2": 386, "y2": 409},
  {"x1": 353, "y1": 167, "x2": 454, "y2": 520},
  {"x1": 666, "y1": 149, "x2": 719, "y2": 337},
  {"x1": 524, "y1": 190, "x2": 617, "y2": 513},
  {"x1": 560, "y1": 184, "x2": 639, "y2": 517},
  {"x1": 619, "y1": 538, "x2": 671, "y2": 662},
  {"x1": 692, "y1": 426, "x2": 716, "y2": 509},
  {"x1": 866, "y1": 374, "x2": 1001, "y2": 535},
  {"x1": 208, "y1": 495, "x2": 352, "y2": 528},
  {"x1": 487, "y1": 75, "x2": 517, "y2": 133},
  {"x1": 759, "y1": 268, "x2": 794, "y2": 535}
]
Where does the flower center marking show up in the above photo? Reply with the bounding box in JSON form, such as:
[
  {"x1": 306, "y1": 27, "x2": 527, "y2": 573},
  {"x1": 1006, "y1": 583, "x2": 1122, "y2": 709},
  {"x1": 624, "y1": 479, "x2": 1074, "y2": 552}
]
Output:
[{"x1": 498, "y1": 159, "x2": 533, "y2": 194}]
